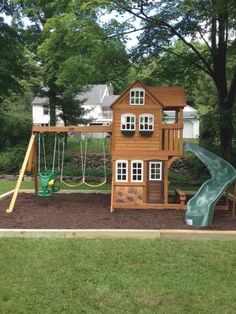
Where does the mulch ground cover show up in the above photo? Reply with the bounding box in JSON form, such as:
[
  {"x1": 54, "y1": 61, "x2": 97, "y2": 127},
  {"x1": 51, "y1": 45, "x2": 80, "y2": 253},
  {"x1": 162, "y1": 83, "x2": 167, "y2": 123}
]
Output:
[{"x1": 0, "y1": 193, "x2": 235, "y2": 230}]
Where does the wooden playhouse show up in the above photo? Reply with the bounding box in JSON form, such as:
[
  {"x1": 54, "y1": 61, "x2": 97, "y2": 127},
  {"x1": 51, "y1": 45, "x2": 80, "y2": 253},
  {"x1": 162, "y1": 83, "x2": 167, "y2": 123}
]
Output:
[{"x1": 110, "y1": 80, "x2": 186, "y2": 211}]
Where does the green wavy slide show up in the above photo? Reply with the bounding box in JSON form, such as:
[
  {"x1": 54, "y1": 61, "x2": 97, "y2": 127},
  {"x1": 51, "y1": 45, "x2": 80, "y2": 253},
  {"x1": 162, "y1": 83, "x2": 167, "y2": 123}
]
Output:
[{"x1": 184, "y1": 143, "x2": 236, "y2": 227}]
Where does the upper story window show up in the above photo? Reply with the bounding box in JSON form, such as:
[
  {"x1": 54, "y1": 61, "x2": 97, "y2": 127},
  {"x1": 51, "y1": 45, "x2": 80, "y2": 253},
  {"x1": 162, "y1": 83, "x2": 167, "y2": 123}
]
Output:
[
  {"x1": 131, "y1": 160, "x2": 143, "y2": 182},
  {"x1": 43, "y1": 105, "x2": 49, "y2": 115},
  {"x1": 130, "y1": 88, "x2": 145, "y2": 105},
  {"x1": 162, "y1": 109, "x2": 178, "y2": 124},
  {"x1": 116, "y1": 160, "x2": 128, "y2": 182},
  {"x1": 139, "y1": 114, "x2": 154, "y2": 131},
  {"x1": 121, "y1": 113, "x2": 136, "y2": 131}
]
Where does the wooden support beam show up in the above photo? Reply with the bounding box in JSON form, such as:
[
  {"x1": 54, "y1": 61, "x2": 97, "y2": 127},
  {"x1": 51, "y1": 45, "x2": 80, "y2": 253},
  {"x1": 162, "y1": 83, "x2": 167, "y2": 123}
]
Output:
[
  {"x1": 175, "y1": 188, "x2": 187, "y2": 205},
  {"x1": 164, "y1": 162, "x2": 169, "y2": 204},
  {"x1": 7, "y1": 134, "x2": 36, "y2": 213},
  {"x1": 0, "y1": 190, "x2": 15, "y2": 201},
  {"x1": 32, "y1": 125, "x2": 112, "y2": 133},
  {"x1": 32, "y1": 140, "x2": 38, "y2": 195},
  {"x1": 112, "y1": 202, "x2": 186, "y2": 210},
  {"x1": 232, "y1": 183, "x2": 236, "y2": 217}
]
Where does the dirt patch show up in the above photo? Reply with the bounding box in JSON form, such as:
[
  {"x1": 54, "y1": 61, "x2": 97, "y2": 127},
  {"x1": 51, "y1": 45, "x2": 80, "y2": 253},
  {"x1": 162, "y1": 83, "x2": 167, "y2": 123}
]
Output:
[{"x1": 0, "y1": 193, "x2": 235, "y2": 230}]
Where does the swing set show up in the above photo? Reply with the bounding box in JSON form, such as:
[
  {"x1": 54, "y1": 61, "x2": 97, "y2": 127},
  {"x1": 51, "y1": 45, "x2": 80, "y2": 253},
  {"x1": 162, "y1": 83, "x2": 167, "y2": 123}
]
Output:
[
  {"x1": 60, "y1": 136, "x2": 107, "y2": 188},
  {"x1": 7, "y1": 124, "x2": 112, "y2": 213}
]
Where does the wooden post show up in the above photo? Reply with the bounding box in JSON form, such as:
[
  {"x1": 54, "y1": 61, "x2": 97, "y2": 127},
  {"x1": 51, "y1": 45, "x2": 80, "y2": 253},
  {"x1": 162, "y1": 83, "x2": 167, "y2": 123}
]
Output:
[
  {"x1": 232, "y1": 183, "x2": 236, "y2": 217},
  {"x1": 7, "y1": 134, "x2": 36, "y2": 213},
  {"x1": 164, "y1": 162, "x2": 169, "y2": 204}
]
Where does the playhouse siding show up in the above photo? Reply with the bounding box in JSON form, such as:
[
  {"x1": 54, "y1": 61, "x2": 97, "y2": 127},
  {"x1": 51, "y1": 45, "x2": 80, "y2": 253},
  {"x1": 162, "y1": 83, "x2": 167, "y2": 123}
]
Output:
[{"x1": 112, "y1": 93, "x2": 162, "y2": 159}]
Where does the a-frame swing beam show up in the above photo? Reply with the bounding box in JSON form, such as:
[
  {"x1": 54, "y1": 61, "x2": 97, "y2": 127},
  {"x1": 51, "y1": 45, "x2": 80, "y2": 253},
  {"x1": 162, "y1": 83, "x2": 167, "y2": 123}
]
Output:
[
  {"x1": 7, "y1": 134, "x2": 36, "y2": 214},
  {"x1": 32, "y1": 125, "x2": 112, "y2": 133}
]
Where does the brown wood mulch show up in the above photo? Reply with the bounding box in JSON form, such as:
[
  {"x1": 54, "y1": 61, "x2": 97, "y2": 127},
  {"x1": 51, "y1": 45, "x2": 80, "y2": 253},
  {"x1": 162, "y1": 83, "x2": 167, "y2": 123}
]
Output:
[{"x1": 0, "y1": 193, "x2": 235, "y2": 230}]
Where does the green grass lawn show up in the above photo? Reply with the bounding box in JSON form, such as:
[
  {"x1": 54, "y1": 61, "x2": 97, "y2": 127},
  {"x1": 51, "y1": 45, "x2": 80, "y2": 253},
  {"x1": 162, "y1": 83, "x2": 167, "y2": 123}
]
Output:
[
  {"x1": 0, "y1": 238, "x2": 235, "y2": 313},
  {"x1": 0, "y1": 179, "x2": 199, "y2": 196},
  {"x1": 66, "y1": 137, "x2": 110, "y2": 155},
  {"x1": 0, "y1": 180, "x2": 111, "y2": 195}
]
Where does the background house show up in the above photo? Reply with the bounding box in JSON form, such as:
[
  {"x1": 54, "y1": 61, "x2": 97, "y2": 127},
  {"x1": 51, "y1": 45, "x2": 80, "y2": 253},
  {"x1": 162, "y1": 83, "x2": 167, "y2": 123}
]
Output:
[
  {"x1": 32, "y1": 84, "x2": 118, "y2": 126},
  {"x1": 32, "y1": 94, "x2": 64, "y2": 126},
  {"x1": 32, "y1": 84, "x2": 199, "y2": 138}
]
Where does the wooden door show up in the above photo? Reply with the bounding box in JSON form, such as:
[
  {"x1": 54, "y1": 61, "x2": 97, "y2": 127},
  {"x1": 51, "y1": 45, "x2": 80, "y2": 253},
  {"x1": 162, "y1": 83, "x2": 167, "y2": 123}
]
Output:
[{"x1": 147, "y1": 161, "x2": 164, "y2": 203}]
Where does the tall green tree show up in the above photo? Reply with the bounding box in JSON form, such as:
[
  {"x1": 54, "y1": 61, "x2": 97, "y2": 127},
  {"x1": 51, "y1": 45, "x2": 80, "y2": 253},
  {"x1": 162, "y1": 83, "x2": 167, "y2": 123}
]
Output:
[
  {"x1": 18, "y1": 0, "x2": 130, "y2": 124},
  {"x1": 0, "y1": 1, "x2": 25, "y2": 106},
  {"x1": 112, "y1": 0, "x2": 236, "y2": 161}
]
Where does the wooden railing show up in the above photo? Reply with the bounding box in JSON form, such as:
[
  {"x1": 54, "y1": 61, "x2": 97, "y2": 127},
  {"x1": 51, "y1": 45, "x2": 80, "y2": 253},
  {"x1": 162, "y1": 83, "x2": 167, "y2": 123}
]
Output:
[{"x1": 160, "y1": 124, "x2": 183, "y2": 154}]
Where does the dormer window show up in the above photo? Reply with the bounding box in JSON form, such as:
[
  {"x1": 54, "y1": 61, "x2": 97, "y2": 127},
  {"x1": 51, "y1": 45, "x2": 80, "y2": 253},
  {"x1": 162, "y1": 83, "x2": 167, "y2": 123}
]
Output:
[{"x1": 130, "y1": 88, "x2": 145, "y2": 105}]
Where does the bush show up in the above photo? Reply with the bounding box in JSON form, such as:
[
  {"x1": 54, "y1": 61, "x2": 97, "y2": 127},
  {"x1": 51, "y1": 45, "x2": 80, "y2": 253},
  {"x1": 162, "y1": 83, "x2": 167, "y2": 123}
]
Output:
[
  {"x1": 0, "y1": 114, "x2": 31, "y2": 150},
  {"x1": 0, "y1": 145, "x2": 27, "y2": 174}
]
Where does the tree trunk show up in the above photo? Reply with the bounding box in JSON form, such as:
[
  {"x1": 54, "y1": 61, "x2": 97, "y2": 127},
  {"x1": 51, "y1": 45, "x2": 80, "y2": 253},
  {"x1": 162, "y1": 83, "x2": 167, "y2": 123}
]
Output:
[
  {"x1": 48, "y1": 88, "x2": 57, "y2": 126},
  {"x1": 218, "y1": 104, "x2": 233, "y2": 162}
]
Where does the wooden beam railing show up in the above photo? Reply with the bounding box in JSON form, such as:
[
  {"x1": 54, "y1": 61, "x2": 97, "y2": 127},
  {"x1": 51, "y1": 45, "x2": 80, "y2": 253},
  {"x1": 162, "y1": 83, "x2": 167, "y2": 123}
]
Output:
[
  {"x1": 32, "y1": 125, "x2": 112, "y2": 133},
  {"x1": 160, "y1": 124, "x2": 183, "y2": 154}
]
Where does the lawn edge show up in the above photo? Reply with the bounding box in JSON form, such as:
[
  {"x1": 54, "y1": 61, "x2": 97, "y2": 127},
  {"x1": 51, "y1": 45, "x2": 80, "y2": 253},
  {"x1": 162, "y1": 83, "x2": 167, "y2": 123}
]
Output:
[{"x1": 0, "y1": 229, "x2": 235, "y2": 240}]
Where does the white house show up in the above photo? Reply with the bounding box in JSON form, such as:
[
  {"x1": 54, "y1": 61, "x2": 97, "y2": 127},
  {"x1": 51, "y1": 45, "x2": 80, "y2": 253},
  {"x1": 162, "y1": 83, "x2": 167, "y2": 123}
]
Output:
[
  {"x1": 32, "y1": 84, "x2": 117, "y2": 126},
  {"x1": 32, "y1": 85, "x2": 199, "y2": 139}
]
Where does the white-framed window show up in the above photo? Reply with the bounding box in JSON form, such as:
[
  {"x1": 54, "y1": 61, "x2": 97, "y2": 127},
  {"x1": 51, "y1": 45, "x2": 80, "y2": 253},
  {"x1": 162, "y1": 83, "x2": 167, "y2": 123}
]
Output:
[
  {"x1": 43, "y1": 105, "x2": 49, "y2": 115},
  {"x1": 130, "y1": 88, "x2": 145, "y2": 105},
  {"x1": 162, "y1": 109, "x2": 178, "y2": 124},
  {"x1": 121, "y1": 113, "x2": 136, "y2": 131},
  {"x1": 149, "y1": 162, "x2": 162, "y2": 181},
  {"x1": 139, "y1": 114, "x2": 154, "y2": 131},
  {"x1": 116, "y1": 160, "x2": 128, "y2": 182},
  {"x1": 131, "y1": 160, "x2": 143, "y2": 182}
]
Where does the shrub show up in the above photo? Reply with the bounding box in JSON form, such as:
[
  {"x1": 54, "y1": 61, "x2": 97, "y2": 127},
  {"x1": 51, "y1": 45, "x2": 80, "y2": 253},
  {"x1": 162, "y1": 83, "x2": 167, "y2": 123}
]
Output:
[{"x1": 0, "y1": 145, "x2": 27, "y2": 174}]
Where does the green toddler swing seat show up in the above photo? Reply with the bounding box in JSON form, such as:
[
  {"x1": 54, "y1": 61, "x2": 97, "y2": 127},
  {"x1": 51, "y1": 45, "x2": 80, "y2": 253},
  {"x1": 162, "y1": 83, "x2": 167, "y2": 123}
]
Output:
[
  {"x1": 37, "y1": 133, "x2": 61, "y2": 198},
  {"x1": 38, "y1": 171, "x2": 60, "y2": 198}
]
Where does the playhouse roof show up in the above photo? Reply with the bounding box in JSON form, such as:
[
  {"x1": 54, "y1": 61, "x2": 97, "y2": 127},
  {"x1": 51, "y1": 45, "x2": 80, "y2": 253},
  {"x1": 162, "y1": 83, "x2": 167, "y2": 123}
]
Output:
[
  {"x1": 147, "y1": 86, "x2": 186, "y2": 108},
  {"x1": 111, "y1": 80, "x2": 186, "y2": 109}
]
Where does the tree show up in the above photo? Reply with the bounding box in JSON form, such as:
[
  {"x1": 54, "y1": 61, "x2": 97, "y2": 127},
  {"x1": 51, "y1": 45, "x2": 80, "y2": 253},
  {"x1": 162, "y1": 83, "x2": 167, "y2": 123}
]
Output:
[
  {"x1": 0, "y1": 1, "x2": 25, "y2": 105},
  {"x1": 18, "y1": 0, "x2": 131, "y2": 124},
  {"x1": 112, "y1": 0, "x2": 236, "y2": 161}
]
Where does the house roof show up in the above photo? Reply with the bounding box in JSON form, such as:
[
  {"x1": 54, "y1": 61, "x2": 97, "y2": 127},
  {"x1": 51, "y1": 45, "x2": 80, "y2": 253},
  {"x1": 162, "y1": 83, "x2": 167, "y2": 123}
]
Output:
[
  {"x1": 75, "y1": 85, "x2": 109, "y2": 105},
  {"x1": 147, "y1": 86, "x2": 186, "y2": 108},
  {"x1": 32, "y1": 96, "x2": 49, "y2": 106},
  {"x1": 101, "y1": 95, "x2": 119, "y2": 108},
  {"x1": 32, "y1": 84, "x2": 113, "y2": 106}
]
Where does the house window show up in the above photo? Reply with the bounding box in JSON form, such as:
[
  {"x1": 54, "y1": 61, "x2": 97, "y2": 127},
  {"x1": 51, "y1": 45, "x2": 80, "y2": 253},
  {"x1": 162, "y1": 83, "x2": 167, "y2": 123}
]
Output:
[
  {"x1": 121, "y1": 113, "x2": 136, "y2": 131},
  {"x1": 116, "y1": 160, "x2": 128, "y2": 182},
  {"x1": 43, "y1": 105, "x2": 49, "y2": 115},
  {"x1": 139, "y1": 114, "x2": 154, "y2": 131},
  {"x1": 131, "y1": 160, "x2": 143, "y2": 182},
  {"x1": 149, "y1": 162, "x2": 162, "y2": 181},
  {"x1": 130, "y1": 88, "x2": 145, "y2": 105}
]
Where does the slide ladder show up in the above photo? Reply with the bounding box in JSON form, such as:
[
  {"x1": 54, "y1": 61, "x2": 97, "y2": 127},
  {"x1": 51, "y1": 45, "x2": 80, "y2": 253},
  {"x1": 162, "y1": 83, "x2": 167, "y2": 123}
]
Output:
[{"x1": 184, "y1": 143, "x2": 236, "y2": 227}]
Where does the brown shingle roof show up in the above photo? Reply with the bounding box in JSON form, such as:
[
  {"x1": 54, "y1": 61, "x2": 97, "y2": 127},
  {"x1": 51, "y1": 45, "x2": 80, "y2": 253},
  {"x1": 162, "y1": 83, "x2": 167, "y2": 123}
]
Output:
[{"x1": 147, "y1": 86, "x2": 186, "y2": 108}]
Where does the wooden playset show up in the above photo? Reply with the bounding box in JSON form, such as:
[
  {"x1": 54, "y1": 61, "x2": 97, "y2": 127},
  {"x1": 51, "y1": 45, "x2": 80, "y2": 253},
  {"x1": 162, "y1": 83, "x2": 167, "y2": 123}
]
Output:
[{"x1": 7, "y1": 80, "x2": 187, "y2": 213}]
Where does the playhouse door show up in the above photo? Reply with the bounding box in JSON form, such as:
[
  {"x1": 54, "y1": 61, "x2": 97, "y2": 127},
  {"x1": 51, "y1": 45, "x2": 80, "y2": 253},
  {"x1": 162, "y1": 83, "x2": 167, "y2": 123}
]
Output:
[{"x1": 147, "y1": 161, "x2": 164, "y2": 203}]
